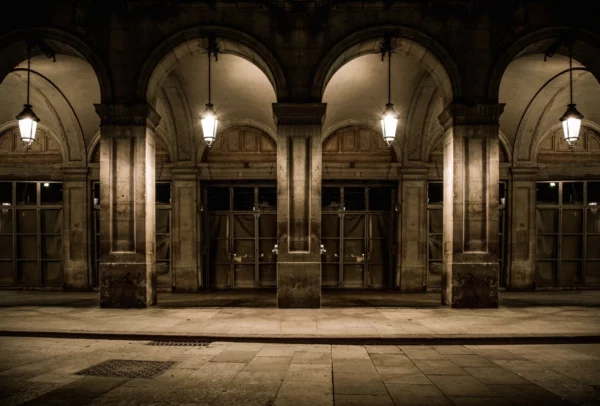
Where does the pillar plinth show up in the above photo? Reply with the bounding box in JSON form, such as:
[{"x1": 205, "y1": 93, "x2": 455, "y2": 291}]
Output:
[
  {"x1": 509, "y1": 167, "x2": 538, "y2": 290},
  {"x1": 273, "y1": 103, "x2": 326, "y2": 308},
  {"x1": 61, "y1": 167, "x2": 89, "y2": 290},
  {"x1": 95, "y1": 103, "x2": 160, "y2": 308},
  {"x1": 171, "y1": 167, "x2": 199, "y2": 292},
  {"x1": 438, "y1": 103, "x2": 504, "y2": 308},
  {"x1": 399, "y1": 168, "x2": 428, "y2": 292}
]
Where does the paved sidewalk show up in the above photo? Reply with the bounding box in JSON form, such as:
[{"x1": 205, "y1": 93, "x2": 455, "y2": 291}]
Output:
[
  {"x1": 0, "y1": 299, "x2": 599, "y2": 343},
  {"x1": 2, "y1": 338, "x2": 600, "y2": 405}
]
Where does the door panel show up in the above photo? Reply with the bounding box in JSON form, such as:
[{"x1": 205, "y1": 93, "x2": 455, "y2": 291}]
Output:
[
  {"x1": 322, "y1": 185, "x2": 395, "y2": 289},
  {"x1": 206, "y1": 185, "x2": 276, "y2": 289}
]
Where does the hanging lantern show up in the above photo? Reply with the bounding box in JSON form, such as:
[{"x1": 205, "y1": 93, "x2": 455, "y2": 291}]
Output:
[
  {"x1": 560, "y1": 103, "x2": 583, "y2": 146},
  {"x1": 381, "y1": 103, "x2": 398, "y2": 146},
  {"x1": 16, "y1": 104, "x2": 40, "y2": 146},
  {"x1": 201, "y1": 103, "x2": 218, "y2": 147},
  {"x1": 559, "y1": 38, "x2": 584, "y2": 147},
  {"x1": 380, "y1": 36, "x2": 397, "y2": 147},
  {"x1": 16, "y1": 44, "x2": 40, "y2": 146},
  {"x1": 201, "y1": 37, "x2": 220, "y2": 147}
]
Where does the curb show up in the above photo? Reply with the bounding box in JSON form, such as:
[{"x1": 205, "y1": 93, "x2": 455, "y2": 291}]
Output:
[{"x1": 1, "y1": 330, "x2": 600, "y2": 345}]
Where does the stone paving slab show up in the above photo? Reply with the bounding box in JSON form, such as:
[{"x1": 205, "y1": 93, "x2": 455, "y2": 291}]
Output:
[
  {"x1": 0, "y1": 303, "x2": 599, "y2": 344},
  {"x1": 1, "y1": 338, "x2": 600, "y2": 405}
]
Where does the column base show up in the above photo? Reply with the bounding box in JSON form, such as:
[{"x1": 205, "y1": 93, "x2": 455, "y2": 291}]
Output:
[
  {"x1": 99, "y1": 263, "x2": 156, "y2": 308},
  {"x1": 277, "y1": 262, "x2": 321, "y2": 308},
  {"x1": 173, "y1": 267, "x2": 199, "y2": 292},
  {"x1": 508, "y1": 265, "x2": 535, "y2": 290},
  {"x1": 443, "y1": 262, "x2": 499, "y2": 308},
  {"x1": 63, "y1": 266, "x2": 89, "y2": 290},
  {"x1": 400, "y1": 267, "x2": 426, "y2": 292}
]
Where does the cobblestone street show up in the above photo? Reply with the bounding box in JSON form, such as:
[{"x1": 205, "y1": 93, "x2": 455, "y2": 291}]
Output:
[{"x1": 1, "y1": 338, "x2": 600, "y2": 405}]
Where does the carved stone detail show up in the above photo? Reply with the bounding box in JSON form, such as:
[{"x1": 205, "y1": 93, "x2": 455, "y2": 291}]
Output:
[
  {"x1": 95, "y1": 104, "x2": 161, "y2": 130},
  {"x1": 438, "y1": 103, "x2": 505, "y2": 130},
  {"x1": 273, "y1": 103, "x2": 327, "y2": 126},
  {"x1": 61, "y1": 167, "x2": 89, "y2": 181},
  {"x1": 511, "y1": 167, "x2": 538, "y2": 181}
]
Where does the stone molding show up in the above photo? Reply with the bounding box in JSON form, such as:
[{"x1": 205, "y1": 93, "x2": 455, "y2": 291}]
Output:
[
  {"x1": 94, "y1": 104, "x2": 161, "y2": 130},
  {"x1": 172, "y1": 167, "x2": 199, "y2": 181},
  {"x1": 272, "y1": 103, "x2": 327, "y2": 126},
  {"x1": 438, "y1": 103, "x2": 505, "y2": 130},
  {"x1": 60, "y1": 167, "x2": 88, "y2": 181},
  {"x1": 511, "y1": 167, "x2": 538, "y2": 181},
  {"x1": 400, "y1": 167, "x2": 427, "y2": 181}
]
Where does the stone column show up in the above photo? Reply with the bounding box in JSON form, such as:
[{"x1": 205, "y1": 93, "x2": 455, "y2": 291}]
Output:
[
  {"x1": 171, "y1": 167, "x2": 199, "y2": 292},
  {"x1": 95, "y1": 104, "x2": 160, "y2": 308},
  {"x1": 399, "y1": 168, "x2": 428, "y2": 292},
  {"x1": 272, "y1": 103, "x2": 326, "y2": 308},
  {"x1": 508, "y1": 167, "x2": 538, "y2": 290},
  {"x1": 438, "y1": 103, "x2": 504, "y2": 308},
  {"x1": 61, "y1": 167, "x2": 89, "y2": 290}
]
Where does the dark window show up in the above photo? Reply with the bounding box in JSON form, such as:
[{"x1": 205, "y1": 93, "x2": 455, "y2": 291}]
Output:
[
  {"x1": 93, "y1": 183, "x2": 100, "y2": 206},
  {"x1": 588, "y1": 182, "x2": 600, "y2": 205},
  {"x1": 344, "y1": 187, "x2": 365, "y2": 211},
  {"x1": 563, "y1": 182, "x2": 584, "y2": 205},
  {"x1": 41, "y1": 183, "x2": 63, "y2": 205},
  {"x1": 258, "y1": 187, "x2": 277, "y2": 210},
  {"x1": 322, "y1": 187, "x2": 341, "y2": 210},
  {"x1": 499, "y1": 183, "x2": 507, "y2": 206},
  {"x1": 428, "y1": 183, "x2": 443, "y2": 205},
  {"x1": 536, "y1": 182, "x2": 558, "y2": 204},
  {"x1": 233, "y1": 187, "x2": 254, "y2": 211},
  {"x1": 16, "y1": 183, "x2": 37, "y2": 205},
  {"x1": 156, "y1": 183, "x2": 171, "y2": 205},
  {"x1": 369, "y1": 188, "x2": 392, "y2": 211},
  {"x1": 0, "y1": 182, "x2": 11, "y2": 205},
  {"x1": 207, "y1": 187, "x2": 230, "y2": 211}
]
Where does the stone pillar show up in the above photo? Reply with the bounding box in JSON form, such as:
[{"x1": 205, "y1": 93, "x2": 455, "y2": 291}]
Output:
[
  {"x1": 399, "y1": 168, "x2": 428, "y2": 292},
  {"x1": 95, "y1": 104, "x2": 160, "y2": 308},
  {"x1": 272, "y1": 103, "x2": 326, "y2": 308},
  {"x1": 171, "y1": 167, "x2": 199, "y2": 292},
  {"x1": 438, "y1": 103, "x2": 504, "y2": 308},
  {"x1": 508, "y1": 167, "x2": 538, "y2": 290},
  {"x1": 61, "y1": 167, "x2": 89, "y2": 290}
]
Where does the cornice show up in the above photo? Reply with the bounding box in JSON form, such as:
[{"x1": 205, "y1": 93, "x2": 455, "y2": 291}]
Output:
[
  {"x1": 94, "y1": 104, "x2": 161, "y2": 130},
  {"x1": 511, "y1": 167, "x2": 538, "y2": 181},
  {"x1": 272, "y1": 103, "x2": 327, "y2": 126},
  {"x1": 438, "y1": 103, "x2": 505, "y2": 131}
]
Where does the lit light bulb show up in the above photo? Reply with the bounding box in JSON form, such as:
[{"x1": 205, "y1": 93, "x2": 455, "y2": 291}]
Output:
[
  {"x1": 201, "y1": 103, "x2": 218, "y2": 147},
  {"x1": 380, "y1": 103, "x2": 398, "y2": 146}
]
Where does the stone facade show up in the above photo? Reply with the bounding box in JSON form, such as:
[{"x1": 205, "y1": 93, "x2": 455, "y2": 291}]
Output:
[{"x1": 0, "y1": 1, "x2": 599, "y2": 308}]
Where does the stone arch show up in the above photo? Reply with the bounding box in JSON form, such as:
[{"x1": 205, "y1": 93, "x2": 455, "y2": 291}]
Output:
[
  {"x1": 488, "y1": 27, "x2": 600, "y2": 102},
  {"x1": 534, "y1": 122, "x2": 600, "y2": 163},
  {"x1": 323, "y1": 125, "x2": 396, "y2": 164},
  {"x1": 0, "y1": 27, "x2": 113, "y2": 103},
  {"x1": 313, "y1": 25, "x2": 461, "y2": 103},
  {"x1": 203, "y1": 125, "x2": 276, "y2": 163},
  {"x1": 0, "y1": 122, "x2": 66, "y2": 164},
  {"x1": 137, "y1": 26, "x2": 286, "y2": 103}
]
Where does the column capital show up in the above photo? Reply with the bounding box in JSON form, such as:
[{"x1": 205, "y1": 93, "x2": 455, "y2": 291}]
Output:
[
  {"x1": 438, "y1": 103, "x2": 505, "y2": 130},
  {"x1": 272, "y1": 103, "x2": 327, "y2": 126},
  {"x1": 94, "y1": 103, "x2": 161, "y2": 130},
  {"x1": 400, "y1": 167, "x2": 428, "y2": 181},
  {"x1": 171, "y1": 166, "x2": 199, "y2": 181},
  {"x1": 60, "y1": 166, "x2": 88, "y2": 181},
  {"x1": 511, "y1": 166, "x2": 539, "y2": 181}
]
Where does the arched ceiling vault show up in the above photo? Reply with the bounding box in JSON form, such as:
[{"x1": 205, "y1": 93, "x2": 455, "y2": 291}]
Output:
[
  {"x1": 322, "y1": 40, "x2": 453, "y2": 165},
  {"x1": 499, "y1": 53, "x2": 600, "y2": 164},
  {"x1": 146, "y1": 38, "x2": 278, "y2": 164},
  {"x1": 0, "y1": 53, "x2": 100, "y2": 164}
]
